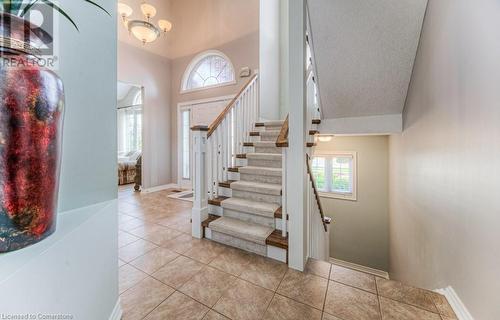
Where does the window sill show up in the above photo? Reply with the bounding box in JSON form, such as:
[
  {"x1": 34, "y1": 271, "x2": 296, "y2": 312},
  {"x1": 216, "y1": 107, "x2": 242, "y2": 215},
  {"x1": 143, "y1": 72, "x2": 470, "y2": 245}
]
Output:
[
  {"x1": 318, "y1": 192, "x2": 357, "y2": 201},
  {"x1": 180, "y1": 80, "x2": 237, "y2": 94}
]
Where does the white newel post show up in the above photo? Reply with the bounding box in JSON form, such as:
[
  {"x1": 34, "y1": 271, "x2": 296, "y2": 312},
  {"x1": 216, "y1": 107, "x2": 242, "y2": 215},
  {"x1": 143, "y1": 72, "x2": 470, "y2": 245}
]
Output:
[{"x1": 191, "y1": 126, "x2": 209, "y2": 239}]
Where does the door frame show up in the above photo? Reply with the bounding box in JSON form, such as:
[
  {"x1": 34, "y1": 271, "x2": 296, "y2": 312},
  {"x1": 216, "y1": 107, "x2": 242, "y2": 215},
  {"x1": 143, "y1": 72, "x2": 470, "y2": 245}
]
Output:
[
  {"x1": 176, "y1": 95, "x2": 235, "y2": 189},
  {"x1": 117, "y1": 80, "x2": 145, "y2": 189}
]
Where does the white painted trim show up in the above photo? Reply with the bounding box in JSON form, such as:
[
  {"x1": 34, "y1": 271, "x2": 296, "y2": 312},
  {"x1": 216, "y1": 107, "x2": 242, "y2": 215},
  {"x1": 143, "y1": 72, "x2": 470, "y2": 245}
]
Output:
[
  {"x1": 108, "y1": 298, "x2": 122, "y2": 320},
  {"x1": 329, "y1": 258, "x2": 389, "y2": 279},
  {"x1": 267, "y1": 245, "x2": 287, "y2": 263},
  {"x1": 142, "y1": 183, "x2": 179, "y2": 194},
  {"x1": 180, "y1": 50, "x2": 236, "y2": 94},
  {"x1": 177, "y1": 95, "x2": 236, "y2": 108},
  {"x1": 319, "y1": 114, "x2": 403, "y2": 135},
  {"x1": 313, "y1": 151, "x2": 358, "y2": 201},
  {"x1": 435, "y1": 286, "x2": 474, "y2": 320}
]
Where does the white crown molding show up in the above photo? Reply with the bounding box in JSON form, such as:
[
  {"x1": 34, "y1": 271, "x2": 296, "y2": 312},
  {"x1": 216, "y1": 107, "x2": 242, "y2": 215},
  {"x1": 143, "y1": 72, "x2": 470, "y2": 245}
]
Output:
[
  {"x1": 108, "y1": 298, "x2": 122, "y2": 320},
  {"x1": 329, "y1": 258, "x2": 389, "y2": 279},
  {"x1": 435, "y1": 286, "x2": 474, "y2": 320}
]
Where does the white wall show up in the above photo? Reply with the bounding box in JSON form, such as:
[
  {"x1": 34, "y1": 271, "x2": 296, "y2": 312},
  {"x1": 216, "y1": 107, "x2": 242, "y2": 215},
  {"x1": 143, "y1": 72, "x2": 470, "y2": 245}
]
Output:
[
  {"x1": 0, "y1": 202, "x2": 118, "y2": 319},
  {"x1": 388, "y1": 0, "x2": 500, "y2": 319},
  {"x1": 259, "y1": 0, "x2": 281, "y2": 120},
  {"x1": 0, "y1": 0, "x2": 119, "y2": 318},
  {"x1": 315, "y1": 136, "x2": 389, "y2": 271},
  {"x1": 118, "y1": 41, "x2": 172, "y2": 189}
]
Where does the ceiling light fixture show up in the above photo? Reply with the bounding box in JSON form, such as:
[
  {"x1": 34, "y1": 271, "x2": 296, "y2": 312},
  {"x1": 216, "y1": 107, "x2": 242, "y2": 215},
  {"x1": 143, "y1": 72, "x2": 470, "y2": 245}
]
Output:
[
  {"x1": 118, "y1": 1, "x2": 172, "y2": 45},
  {"x1": 317, "y1": 135, "x2": 333, "y2": 142}
]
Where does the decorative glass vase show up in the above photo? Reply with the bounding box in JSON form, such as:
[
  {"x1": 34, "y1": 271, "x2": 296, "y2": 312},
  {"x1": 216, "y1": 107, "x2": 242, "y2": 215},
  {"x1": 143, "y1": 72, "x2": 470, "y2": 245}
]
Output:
[{"x1": 0, "y1": 12, "x2": 65, "y2": 252}]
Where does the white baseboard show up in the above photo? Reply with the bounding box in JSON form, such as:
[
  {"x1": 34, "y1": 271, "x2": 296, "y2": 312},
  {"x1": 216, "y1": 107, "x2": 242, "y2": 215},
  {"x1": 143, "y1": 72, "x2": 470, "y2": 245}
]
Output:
[
  {"x1": 435, "y1": 286, "x2": 474, "y2": 320},
  {"x1": 109, "y1": 298, "x2": 122, "y2": 320},
  {"x1": 329, "y1": 258, "x2": 389, "y2": 279},
  {"x1": 142, "y1": 183, "x2": 180, "y2": 194}
]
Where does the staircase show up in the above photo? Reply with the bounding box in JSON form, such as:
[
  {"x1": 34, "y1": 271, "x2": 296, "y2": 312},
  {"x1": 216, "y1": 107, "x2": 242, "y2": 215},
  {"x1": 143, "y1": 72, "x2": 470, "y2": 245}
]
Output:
[
  {"x1": 191, "y1": 61, "x2": 330, "y2": 264},
  {"x1": 205, "y1": 120, "x2": 288, "y2": 261}
]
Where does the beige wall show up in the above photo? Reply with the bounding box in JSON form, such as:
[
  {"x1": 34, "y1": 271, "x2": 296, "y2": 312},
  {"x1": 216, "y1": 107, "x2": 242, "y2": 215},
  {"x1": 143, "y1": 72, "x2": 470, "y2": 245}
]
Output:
[
  {"x1": 388, "y1": 0, "x2": 500, "y2": 319},
  {"x1": 170, "y1": 32, "x2": 260, "y2": 183},
  {"x1": 118, "y1": 41, "x2": 172, "y2": 189},
  {"x1": 315, "y1": 136, "x2": 389, "y2": 271}
]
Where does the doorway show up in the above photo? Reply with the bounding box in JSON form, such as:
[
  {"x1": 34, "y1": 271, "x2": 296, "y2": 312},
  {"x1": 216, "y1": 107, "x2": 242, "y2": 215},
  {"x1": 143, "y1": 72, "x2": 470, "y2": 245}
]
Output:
[
  {"x1": 177, "y1": 95, "x2": 234, "y2": 189},
  {"x1": 117, "y1": 81, "x2": 144, "y2": 191}
]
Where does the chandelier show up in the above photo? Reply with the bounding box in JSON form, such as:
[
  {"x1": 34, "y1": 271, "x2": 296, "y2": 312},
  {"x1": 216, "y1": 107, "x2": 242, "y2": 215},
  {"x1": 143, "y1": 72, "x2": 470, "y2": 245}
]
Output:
[{"x1": 118, "y1": 1, "x2": 172, "y2": 45}]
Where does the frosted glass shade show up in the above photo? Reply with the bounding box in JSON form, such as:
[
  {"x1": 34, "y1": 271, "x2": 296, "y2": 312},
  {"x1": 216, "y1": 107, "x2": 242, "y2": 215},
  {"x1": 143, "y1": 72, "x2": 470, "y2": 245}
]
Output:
[
  {"x1": 128, "y1": 20, "x2": 160, "y2": 44},
  {"x1": 158, "y1": 19, "x2": 172, "y2": 33},
  {"x1": 317, "y1": 135, "x2": 333, "y2": 142},
  {"x1": 141, "y1": 3, "x2": 157, "y2": 19},
  {"x1": 118, "y1": 3, "x2": 133, "y2": 19}
]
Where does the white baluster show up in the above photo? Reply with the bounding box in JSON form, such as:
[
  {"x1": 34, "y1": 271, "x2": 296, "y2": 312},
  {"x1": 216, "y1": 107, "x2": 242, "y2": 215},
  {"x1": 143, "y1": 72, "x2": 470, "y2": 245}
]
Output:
[
  {"x1": 212, "y1": 137, "x2": 218, "y2": 198},
  {"x1": 222, "y1": 118, "x2": 228, "y2": 182},
  {"x1": 207, "y1": 136, "x2": 212, "y2": 200},
  {"x1": 282, "y1": 148, "x2": 287, "y2": 237},
  {"x1": 191, "y1": 126, "x2": 208, "y2": 239}
]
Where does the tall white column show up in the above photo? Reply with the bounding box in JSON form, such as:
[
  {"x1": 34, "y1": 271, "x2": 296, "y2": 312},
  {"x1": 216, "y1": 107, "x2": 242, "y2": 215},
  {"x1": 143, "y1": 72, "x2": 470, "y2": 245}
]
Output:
[
  {"x1": 191, "y1": 126, "x2": 209, "y2": 239},
  {"x1": 287, "y1": 0, "x2": 308, "y2": 271}
]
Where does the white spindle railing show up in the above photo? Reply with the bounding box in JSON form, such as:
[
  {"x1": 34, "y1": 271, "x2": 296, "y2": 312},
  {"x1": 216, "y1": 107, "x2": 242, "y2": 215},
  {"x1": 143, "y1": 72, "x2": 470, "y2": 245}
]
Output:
[{"x1": 191, "y1": 75, "x2": 260, "y2": 238}]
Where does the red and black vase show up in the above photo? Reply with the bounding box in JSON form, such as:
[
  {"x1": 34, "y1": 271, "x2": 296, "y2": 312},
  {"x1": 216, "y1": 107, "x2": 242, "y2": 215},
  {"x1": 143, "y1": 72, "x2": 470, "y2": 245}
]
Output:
[{"x1": 0, "y1": 13, "x2": 64, "y2": 252}]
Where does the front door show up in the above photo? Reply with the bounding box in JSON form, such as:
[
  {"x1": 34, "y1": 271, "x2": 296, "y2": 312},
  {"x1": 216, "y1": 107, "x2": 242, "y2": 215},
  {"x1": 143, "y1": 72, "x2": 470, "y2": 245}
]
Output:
[{"x1": 178, "y1": 97, "x2": 233, "y2": 189}]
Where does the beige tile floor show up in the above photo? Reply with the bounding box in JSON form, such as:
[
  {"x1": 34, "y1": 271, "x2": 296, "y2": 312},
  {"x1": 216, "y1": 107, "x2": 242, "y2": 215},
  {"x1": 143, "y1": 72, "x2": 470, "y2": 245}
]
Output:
[{"x1": 117, "y1": 185, "x2": 457, "y2": 320}]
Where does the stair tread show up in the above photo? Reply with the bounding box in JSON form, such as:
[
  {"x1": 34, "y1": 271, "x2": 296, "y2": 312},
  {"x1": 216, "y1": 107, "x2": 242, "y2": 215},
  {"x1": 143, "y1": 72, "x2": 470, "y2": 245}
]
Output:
[
  {"x1": 260, "y1": 130, "x2": 281, "y2": 136},
  {"x1": 221, "y1": 197, "x2": 279, "y2": 217},
  {"x1": 253, "y1": 141, "x2": 280, "y2": 147},
  {"x1": 208, "y1": 196, "x2": 229, "y2": 206},
  {"x1": 209, "y1": 216, "x2": 274, "y2": 245},
  {"x1": 246, "y1": 153, "x2": 282, "y2": 161},
  {"x1": 230, "y1": 180, "x2": 282, "y2": 195},
  {"x1": 255, "y1": 120, "x2": 285, "y2": 127},
  {"x1": 238, "y1": 166, "x2": 282, "y2": 176}
]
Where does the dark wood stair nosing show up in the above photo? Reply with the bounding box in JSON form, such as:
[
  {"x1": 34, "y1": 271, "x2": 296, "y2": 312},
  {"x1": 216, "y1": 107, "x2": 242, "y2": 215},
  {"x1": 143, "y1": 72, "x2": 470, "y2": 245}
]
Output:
[
  {"x1": 243, "y1": 142, "x2": 254, "y2": 147},
  {"x1": 236, "y1": 153, "x2": 247, "y2": 159},
  {"x1": 312, "y1": 119, "x2": 321, "y2": 124},
  {"x1": 227, "y1": 167, "x2": 241, "y2": 173},
  {"x1": 306, "y1": 142, "x2": 316, "y2": 148},
  {"x1": 249, "y1": 131, "x2": 260, "y2": 136},
  {"x1": 309, "y1": 130, "x2": 320, "y2": 135},
  {"x1": 208, "y1": 196, "x2": 229, "y2": 206},
  {"x1": 274, "y1": 207, "x2": 289, "y2": 220},
  {"x1": 202, "y1": 214, "x2": 221, "y2": 228},
  {"x1": 218, "y1": 180, "x2": 236, "y2": 188},
  {"x1": 266, "y1": 230, "x2": 288, "y2": 249}
]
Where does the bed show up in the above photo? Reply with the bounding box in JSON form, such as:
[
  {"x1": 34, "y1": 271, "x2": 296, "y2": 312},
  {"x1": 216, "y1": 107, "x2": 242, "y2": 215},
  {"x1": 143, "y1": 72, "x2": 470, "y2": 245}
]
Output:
[{"x1": 118, "y1": 151, "x2": 141, "y2": 185}]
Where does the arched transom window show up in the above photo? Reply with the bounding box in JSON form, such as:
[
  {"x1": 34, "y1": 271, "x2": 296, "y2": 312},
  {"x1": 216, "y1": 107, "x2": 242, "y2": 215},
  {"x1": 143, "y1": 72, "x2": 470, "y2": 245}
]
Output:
[{"x1": 182, "y1": 50, "x2": 236, "y2": 92}]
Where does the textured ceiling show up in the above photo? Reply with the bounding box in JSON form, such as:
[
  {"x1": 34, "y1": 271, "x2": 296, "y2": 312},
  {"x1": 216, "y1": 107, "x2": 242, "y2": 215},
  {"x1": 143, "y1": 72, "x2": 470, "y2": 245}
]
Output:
[{"x1": 308, "y1": 0, "x2": 428, "y2": 119}]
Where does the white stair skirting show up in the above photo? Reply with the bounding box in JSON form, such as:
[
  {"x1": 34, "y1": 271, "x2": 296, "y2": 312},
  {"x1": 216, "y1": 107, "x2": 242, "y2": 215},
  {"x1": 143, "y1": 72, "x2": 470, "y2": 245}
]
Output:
[{"x1": 329, "y1": 258, "x2": 389, "y2": 279}]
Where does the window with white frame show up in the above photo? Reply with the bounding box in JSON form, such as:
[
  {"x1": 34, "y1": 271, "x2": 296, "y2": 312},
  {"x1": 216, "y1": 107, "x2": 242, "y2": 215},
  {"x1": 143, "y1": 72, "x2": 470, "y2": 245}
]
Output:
[
  {"x1": 311, "y1": 152, "x2": 357, "y2": 200},
  {"x1": 182, "y1": 50, "x2": 235, "y2": 93}
]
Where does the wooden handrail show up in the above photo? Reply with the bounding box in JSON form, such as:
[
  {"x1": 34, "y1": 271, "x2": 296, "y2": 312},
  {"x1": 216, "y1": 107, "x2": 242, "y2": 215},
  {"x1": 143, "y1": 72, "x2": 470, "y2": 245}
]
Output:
[
  {"x1": 306, "y1": 153, "x2": 328, "y2": 232},
  {"x1": 207, "y1": 74, "x2": 258, "y2": 138},
  {"x1": 275, "y1": 115, "x2": 289, "y2": 147}
]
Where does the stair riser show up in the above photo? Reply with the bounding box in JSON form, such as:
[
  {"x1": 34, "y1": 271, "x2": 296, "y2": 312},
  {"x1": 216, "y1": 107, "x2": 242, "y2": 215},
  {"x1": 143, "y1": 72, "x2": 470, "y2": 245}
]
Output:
[
  {"x1": 248, "y1": 159, "x2": 282, "y2": 168},
  {"x1": 240, "y1": 173, "x2": 282, "y2": 185},
  {"x1": 223, "y1": 209, "x2": 274, "y2": 228},
  {"x1": 260, "y1": 134, "x2": 280, "y2": 142},
  {"x1": 232, "y1": 190, "x2": 282, "y2": 205},
  {"x1": 255, "y1": 147, "x2": 281, "y2": 154},
  {"x1": 210, "y1": 231, "x2": 267, "y2": 256}
]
